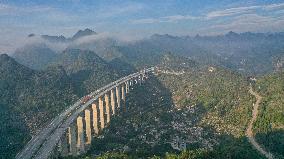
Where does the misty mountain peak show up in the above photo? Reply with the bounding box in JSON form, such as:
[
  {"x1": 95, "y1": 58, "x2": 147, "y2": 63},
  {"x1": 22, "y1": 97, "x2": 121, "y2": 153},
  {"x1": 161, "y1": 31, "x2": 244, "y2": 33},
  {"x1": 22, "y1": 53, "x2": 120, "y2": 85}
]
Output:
[
  {"x1": 226, "y1": 31, "x2": 239, "y2": 37},
  {"x1": 195, "y1": 34, "x2": 201, "y2": 39},
  {"x1": 41, "y1": 35, "x2": 67, "y2": 42},
  {"x1": 28, "y1": 34, "x2": 35, "y2": 37},
  {"x1": 0, "y1": 54, "x2": 30, "y2": 73},
  {"x1": 71, "y1": 28, "x2": 97, "y2": 40},
  {"x1": 150, "y1": 34, "x2": 177, "y2": 40},
  {"x1": 0, "y1": 54, "x2": 11, "y2": 63}
]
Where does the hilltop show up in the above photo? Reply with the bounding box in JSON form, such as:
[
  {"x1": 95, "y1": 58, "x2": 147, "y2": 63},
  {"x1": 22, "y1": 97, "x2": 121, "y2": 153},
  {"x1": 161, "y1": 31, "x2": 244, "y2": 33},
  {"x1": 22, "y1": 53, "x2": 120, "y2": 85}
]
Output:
[
  {"x1": 13, "y1": 43, "x2": 57, "y2": 70},
  {"x1": 0, "y1": 52, "x2": 123, "y2": 158},
  {"x1": 11, "y1": 31, "x2": 284, "y2": 75},
  {"x1": 50, "y1": 49, "x2": 122, "y2": 95},
  {"x1": 0, "y1": 54, "x2": 77, "y2": 158},
  {"x1": 2, "y1": 30, "x2": 284, "y2": 158},
  {"x1": 75, "y1": 54, "x2": 265, "y2": 158}
]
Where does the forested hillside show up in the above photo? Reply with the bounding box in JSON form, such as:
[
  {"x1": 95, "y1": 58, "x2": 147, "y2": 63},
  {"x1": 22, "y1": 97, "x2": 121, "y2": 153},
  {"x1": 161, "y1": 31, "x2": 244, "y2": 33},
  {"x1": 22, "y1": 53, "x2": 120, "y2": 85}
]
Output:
[
  {"x1": 11, "y1": 29, "x2": 284, "y2": 75},
  {"x1": 115, "y1": 32, "x2": 284, "y2": 75},
  {"x1": 0, "y1": 54, "x2": 78, "y2": 158},
  {"x1": 2, "y1": 29, "x2": 284, "y2": 158},
  {"x1": 152, "y1": 56, "x2": 264, "y2": 158},
  {"x1": 13, "y1": 43, "x2": 57, "y2": 70},
  {"x1": 50, "y1": 49, "x2": 121, "y2": 96},
  {"x1": 70, "y1": 54, "x2": 265, "y2": 159},
  {"x1": 2, "y1": 0, "x2": 284, "y2": 157},
  {"x1": 0, "y1": 51, "x2": 123, "y2": 158},
  {"x1": 253, "y1": 72, "x2": 284, "y2": 158}
]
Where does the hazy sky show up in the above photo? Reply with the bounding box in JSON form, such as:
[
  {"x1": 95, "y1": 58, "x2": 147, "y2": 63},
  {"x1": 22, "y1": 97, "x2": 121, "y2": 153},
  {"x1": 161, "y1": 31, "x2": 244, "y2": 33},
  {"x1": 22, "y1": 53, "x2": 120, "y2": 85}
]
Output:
[{"x1": 1, "y1": 0, "x2": 284, "y2": 53}]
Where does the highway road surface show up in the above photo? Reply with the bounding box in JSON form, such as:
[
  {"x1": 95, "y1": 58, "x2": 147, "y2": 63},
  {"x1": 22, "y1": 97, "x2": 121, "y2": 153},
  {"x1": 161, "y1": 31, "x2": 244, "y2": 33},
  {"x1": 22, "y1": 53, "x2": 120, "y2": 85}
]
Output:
[{"x1": 16, "y1": 67, "x2": 154, "y2": 159}]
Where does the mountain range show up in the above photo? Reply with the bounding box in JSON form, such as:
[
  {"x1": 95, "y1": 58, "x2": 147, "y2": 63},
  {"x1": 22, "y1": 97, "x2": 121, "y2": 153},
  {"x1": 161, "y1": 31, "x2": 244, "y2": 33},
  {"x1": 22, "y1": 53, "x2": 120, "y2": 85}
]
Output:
[
  {"x1": 10, "y1": 29, "x2": 284, "y2": 75},
  {"x1": 0, "y1": 29, "x2": 283, "y2": 158},
  {"x1": 0, "y1": 48, "x2": 125, "y2": 158},
  {"x1": 41, "y1": 28, "x2": 97, "y2": 42}
]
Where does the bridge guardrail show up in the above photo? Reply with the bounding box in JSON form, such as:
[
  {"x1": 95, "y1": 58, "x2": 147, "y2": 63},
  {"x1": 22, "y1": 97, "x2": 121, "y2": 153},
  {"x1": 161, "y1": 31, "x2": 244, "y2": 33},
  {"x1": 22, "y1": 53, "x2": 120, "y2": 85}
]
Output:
[{"x1": 16, "y1": 67, "x2": 154, "y2": 159}]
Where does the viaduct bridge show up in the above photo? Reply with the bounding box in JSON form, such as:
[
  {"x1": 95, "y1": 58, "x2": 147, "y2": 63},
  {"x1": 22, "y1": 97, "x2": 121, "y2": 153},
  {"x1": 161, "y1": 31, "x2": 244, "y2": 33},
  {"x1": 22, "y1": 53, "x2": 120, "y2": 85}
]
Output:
[{"x1": 16, "y1": 67, "x2": 155, "y2": 159}]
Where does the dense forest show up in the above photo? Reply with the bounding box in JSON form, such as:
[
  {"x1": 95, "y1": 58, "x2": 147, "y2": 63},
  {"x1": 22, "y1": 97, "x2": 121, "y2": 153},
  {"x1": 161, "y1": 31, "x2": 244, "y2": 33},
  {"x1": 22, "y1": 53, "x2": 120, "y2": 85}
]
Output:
[
  {"x1": 253, "y1": 72, "x2": 284, "y2": 158},
  {"x1": 0, "y1": 54, "x2": 76, "y2": 158},
  {"x1": 64, "y1": 54, "x2": 273, "y2": 159},
  {"x1": 1, "y1": 29, "x2": 283, "y2": 158},
  {"x1": 0, "y1": 50, "x2": 124, "y2": 158}
]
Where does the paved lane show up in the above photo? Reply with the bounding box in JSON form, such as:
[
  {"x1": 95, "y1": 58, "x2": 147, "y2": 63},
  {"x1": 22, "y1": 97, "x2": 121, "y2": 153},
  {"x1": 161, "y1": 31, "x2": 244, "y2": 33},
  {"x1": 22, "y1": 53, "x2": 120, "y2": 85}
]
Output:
[{"x1": 16, "y1": 67, "x2": 154, "y2": 159}]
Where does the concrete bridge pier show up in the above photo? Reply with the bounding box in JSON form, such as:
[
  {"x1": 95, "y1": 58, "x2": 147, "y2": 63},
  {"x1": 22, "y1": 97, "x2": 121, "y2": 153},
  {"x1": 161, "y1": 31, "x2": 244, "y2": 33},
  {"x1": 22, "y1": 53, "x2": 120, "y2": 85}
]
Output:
[
  {"x1": 126, "y1": 81, "x2": 130, "y2": 93},
  {"x1": 92, "y1": 103, "x2": 99, "y2": 135},
  {"x1": 68, "y1": 123, "x2": 77, "y2": 156},
  {"x1": 84, "y1": 109, "x2": 92, "y2": 145},
  {"x1": 99, "y1": 97, "x2": 105, "y2": 130},
  {"x1": 125, "y1": 82, "x2": 128, "y2": 94},
  {"x1": 15, "y1": 68, "x2": 154, "y2": 159},
  {"x1": 77, "y1": 116, "x2": 85, "y2": 154},
  {"x1": 116, "y1": 86, "x2": 121, "y2": 109},
  {"x1": 105, "y1": 93, "x2": 111, "y2": 124},
  {"x1": 129, "y1": 79, "x2": 133, "y2": 87},
  {"x1": 139, "y1": 75, "x2": 142, "y2": 85},
  {"x1": 121, "y1": 84, "x2": 126, "y2": 112},
  {"x1": 110, "y1": 89, "x2": 116, "y2": 115},
  {"x1": 142, "y1": 73, "x2": 146, "y2": 81},
  {"x1": 145, "y1": 71, "x2": 149, "y2": 79}
]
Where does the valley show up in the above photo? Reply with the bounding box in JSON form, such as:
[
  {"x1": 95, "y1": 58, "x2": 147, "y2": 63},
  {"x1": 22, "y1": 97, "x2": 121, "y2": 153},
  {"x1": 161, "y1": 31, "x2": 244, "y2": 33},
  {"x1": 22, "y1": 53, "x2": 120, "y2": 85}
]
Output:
[
  {"x1": 2, "y1": 0, "x2": 284, "y2": 158},
  {"x1": 0, "y1": 26, "x2": 284, "y2": 158},
  {"x1": 247, "y1": 86, "x2": 273, "y2": 159}
]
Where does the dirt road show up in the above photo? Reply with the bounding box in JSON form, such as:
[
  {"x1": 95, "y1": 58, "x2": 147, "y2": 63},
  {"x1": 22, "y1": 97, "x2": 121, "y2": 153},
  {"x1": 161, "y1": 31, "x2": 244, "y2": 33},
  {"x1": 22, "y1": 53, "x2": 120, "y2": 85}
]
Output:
[{"x1": 246, "y1": 85, "x2": 274, "y2": 159}]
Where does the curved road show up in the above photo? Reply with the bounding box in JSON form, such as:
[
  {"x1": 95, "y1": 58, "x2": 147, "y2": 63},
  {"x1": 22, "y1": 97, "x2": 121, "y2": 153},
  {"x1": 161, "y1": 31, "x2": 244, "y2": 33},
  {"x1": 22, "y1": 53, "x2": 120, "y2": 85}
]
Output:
[
  {"x1": 246, "y1": 85, "x2": 273, "y2": 159},
  {"x1": 16, "y1": 67, "x2": 154, "y2": 159}
]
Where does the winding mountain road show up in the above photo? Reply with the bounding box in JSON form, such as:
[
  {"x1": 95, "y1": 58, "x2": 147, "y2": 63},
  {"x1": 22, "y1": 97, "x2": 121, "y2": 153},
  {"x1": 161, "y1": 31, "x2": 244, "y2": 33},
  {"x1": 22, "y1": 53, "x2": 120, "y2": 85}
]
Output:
[{"x1": 246, "y1": 85, "x2": 274, "y2": 159}]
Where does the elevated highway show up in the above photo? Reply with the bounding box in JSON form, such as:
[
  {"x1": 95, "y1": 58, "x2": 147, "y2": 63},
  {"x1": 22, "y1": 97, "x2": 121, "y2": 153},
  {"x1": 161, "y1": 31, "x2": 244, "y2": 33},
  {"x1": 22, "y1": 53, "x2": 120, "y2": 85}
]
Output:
[{"x1": 16, "y1": 67, "x2": 154, "y2": 159}]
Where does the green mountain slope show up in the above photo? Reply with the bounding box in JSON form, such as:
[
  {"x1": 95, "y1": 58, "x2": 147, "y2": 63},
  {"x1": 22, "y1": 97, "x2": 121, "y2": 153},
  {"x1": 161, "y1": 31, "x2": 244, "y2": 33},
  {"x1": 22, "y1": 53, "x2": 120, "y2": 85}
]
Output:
[
  {"x1": 0, "y1": 54, "x2": 78, "y2": 158},
  {"x1": 0, "y1": 50, "x2": 125, "y2": 158},
  {"x1": 12, "y1": 43, "x2": 57, "y2": 70},
  {"x1": 157, "y1": 61, "x2": 253, "y2": 138},
  {"x1": 254, "y1": 72, "x2": 284, "y2": 158},
  {"x1": 50, "y1": 49, "x2": 121, "y2": 95},
  {"x1": 153, "y1": 65, "x2": 264, "y2": 158},
  {"x1": 69, "y1": 38, "x2": 123, "y2": 61},
  {"x1": 71, "y1": 54, "x2": 264, "y2": 159}
]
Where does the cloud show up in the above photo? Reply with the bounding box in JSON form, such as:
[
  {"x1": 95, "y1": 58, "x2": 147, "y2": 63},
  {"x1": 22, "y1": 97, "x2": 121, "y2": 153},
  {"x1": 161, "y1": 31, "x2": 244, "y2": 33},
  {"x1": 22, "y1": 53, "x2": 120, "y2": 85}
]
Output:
[
  {"x1": 1, "y1": 1, "x2": 284, "y2": 53},
  {"x1": 130, "y1": 2, "x2": 284, "y2": 34},
  {"x1": 132, "y1": 18, "x2": 159, "y2": 24},
  {"x1": 0, "y1": 4, "x2": 12, "y2": 12},
  {"x1": 206, "y1": 2, "x2": 284, "y2": 19},
  {"x1": 73, "y1": 31, "x2": 143, "y2": 45},
  {"x1": 206, "y1": 6, "x2": 259, "y2": 19},
  {"x1": 131, "y1": 2, "x2": 284, "y2": 25},
  {"x1": 0, "y1": 29, "x2": 142, "y2": 54},
  {"x1": 6, "y1": 35, "x2": 70, "y2": 54},
  {"x1": 0, "y1": 3, "x2": 53, "y2": 16},
  {"x1": 263, "y1": 3, "x2": 284, "y2": 10},
  {"x1": 201, "y1": 3, "x2": 284, "y2": 34},
  {"x1": 207, "y1": 13, "x2": 284, "y2": 33},
  {"x1": 132, "y1": 14, "x2": 199, "y2": 24},
  {"x1": 163, "y1": 15, "x2": 199, "y2": 22},
  {"x1": 0, "y1": 2, "x2": 80, "y2": 28},
  {"x1": 96, "y1": 2, "x2": 145, "y2": 18}
]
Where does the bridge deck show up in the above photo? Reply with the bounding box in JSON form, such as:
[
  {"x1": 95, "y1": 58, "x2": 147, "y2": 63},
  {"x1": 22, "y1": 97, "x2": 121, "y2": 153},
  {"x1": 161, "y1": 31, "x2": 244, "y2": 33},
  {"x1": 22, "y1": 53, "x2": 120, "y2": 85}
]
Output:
[{"x1": 16, "y1": 67, "x2": 154, "y2": 159}]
